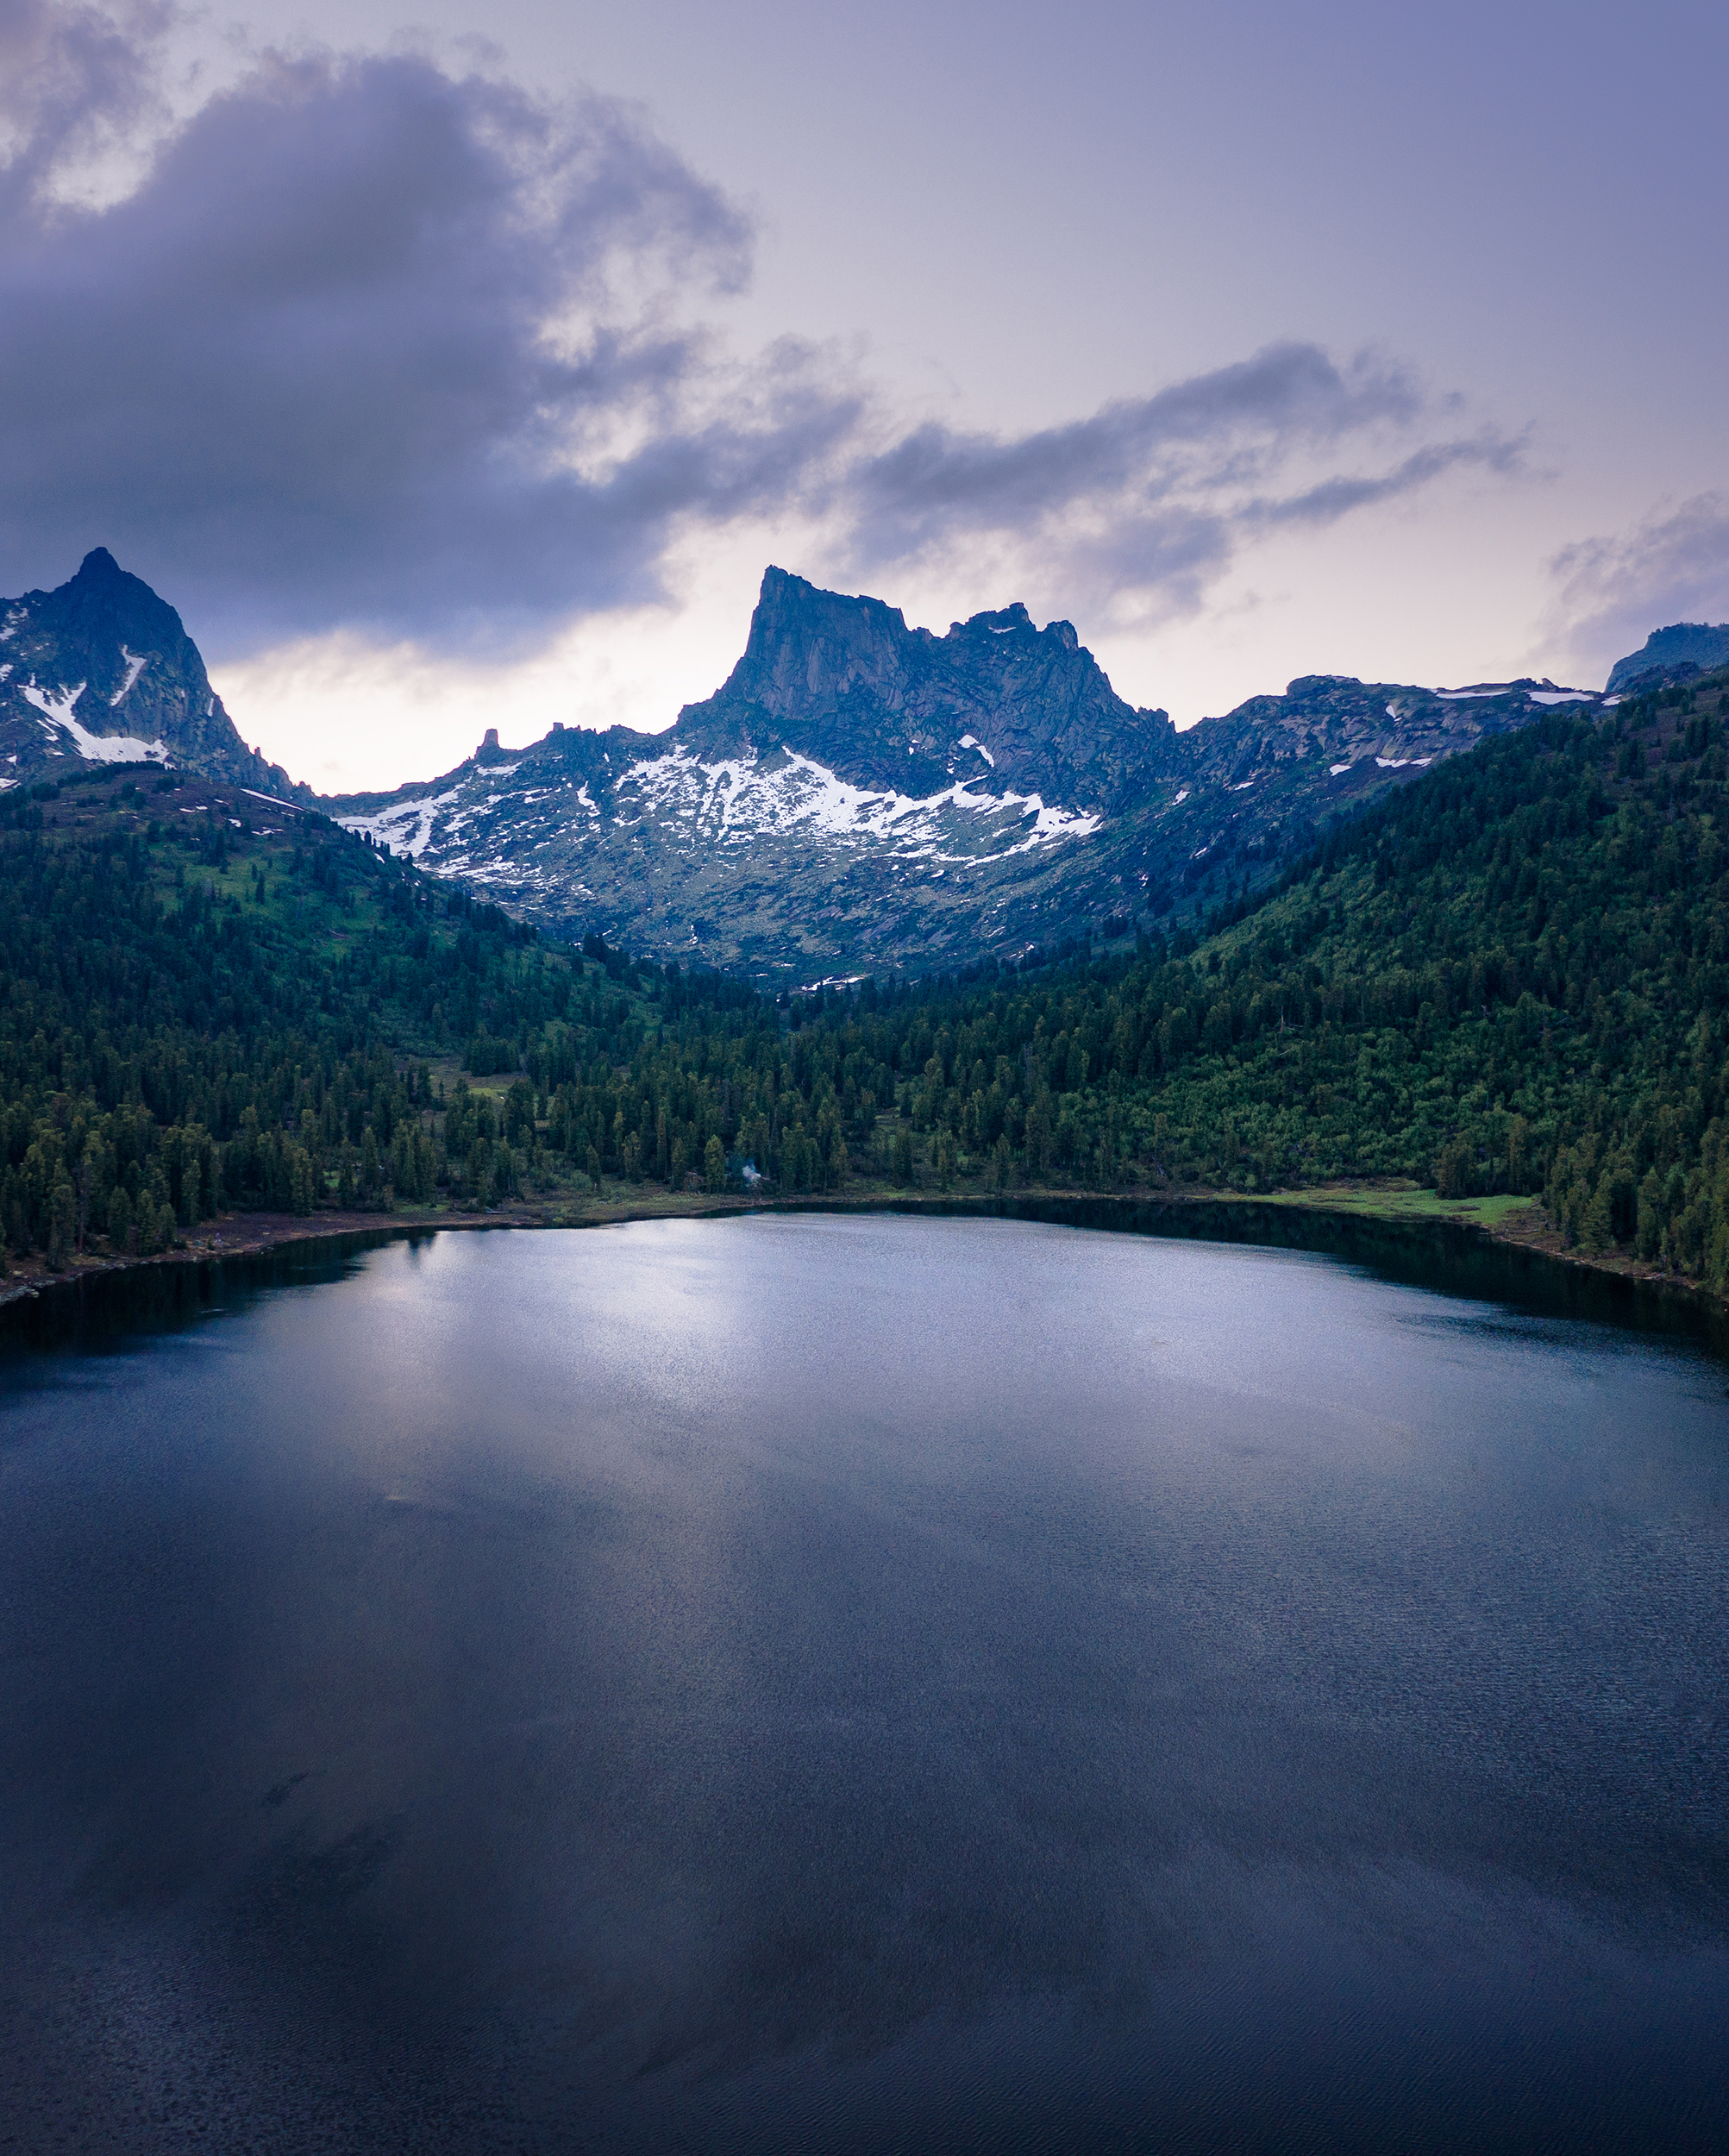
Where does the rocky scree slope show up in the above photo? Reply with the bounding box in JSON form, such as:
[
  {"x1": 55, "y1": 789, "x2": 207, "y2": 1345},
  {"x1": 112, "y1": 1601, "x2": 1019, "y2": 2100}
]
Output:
[
  {"x1": 0, "y1": 549, "x2": 303, "y2": 799},
  {"x1": 333, "y1": 567, "x2": 1619, "y2": 979}
]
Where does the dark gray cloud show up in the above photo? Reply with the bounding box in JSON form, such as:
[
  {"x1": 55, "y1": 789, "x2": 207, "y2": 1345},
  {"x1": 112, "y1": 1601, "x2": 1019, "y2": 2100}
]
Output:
[
  {"x1": 843, "y1": 344, "x2": 1421, "y2": 545},
  {"x1": 835, "y1": 349, "x2": 1520, "y2": 617},
  {"x1": 0, "y1": 11, "x2": 818, "y2": 648},
  {"x1": 0, "y1": 6, "x2": 1521, "y2": 655},
  {"x1": 1250, "y1": 433, "x2": 1526, "y2": 530},
  {"x1": 1550, "y1": 495, "x2": 1729, "y2": 683}
]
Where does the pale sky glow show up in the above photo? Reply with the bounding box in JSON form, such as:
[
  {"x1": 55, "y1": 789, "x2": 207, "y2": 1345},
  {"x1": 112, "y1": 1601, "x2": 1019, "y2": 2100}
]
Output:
[{"x1": 4, "y1": 1, "x2": 1726, "y2": 793}]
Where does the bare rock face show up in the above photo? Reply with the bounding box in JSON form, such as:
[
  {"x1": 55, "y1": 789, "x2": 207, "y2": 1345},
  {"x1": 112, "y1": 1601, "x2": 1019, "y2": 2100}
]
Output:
[
  {"x1": 330, "y1": 567, "x2": 1615, "y2": 980},
  {"x1": 0, "y1": 549, "x2": 302, "y2": 798},
  {"x1": 1607, "y1": 624, "x2": 1729, "y2": 695},
  {"x1": 676, "y1": 569, "x2": 1181, "y2": 810}
]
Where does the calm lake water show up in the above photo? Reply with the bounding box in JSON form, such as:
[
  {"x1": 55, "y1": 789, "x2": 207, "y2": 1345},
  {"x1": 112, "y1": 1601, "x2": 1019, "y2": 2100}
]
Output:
[{"x1": 2, "y1": 1215, "x2": 1726, "y2": 2152}]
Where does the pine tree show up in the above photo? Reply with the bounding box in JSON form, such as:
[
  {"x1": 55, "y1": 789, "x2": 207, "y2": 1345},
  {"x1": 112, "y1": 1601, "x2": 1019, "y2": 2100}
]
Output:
[{"x1": 46, "y1": 1174, "x2": 76, "y2": 1269}]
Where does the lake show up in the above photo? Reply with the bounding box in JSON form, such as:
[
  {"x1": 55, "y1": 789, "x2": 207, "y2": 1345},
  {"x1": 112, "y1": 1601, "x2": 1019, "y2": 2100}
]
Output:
[{"x1": 2, "y1": 1215, "x2": 1726, "y2": 2151}]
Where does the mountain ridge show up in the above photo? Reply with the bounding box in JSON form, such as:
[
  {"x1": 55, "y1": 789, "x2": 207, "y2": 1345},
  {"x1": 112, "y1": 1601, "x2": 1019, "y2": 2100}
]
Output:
[
  {"x1": 4, "y1": 548, "x2": 1670, "y2": 984},
  {"x1": 1607, "y1": 621, "x2": 1729, "y2": 695},
  {"x1": 329, "y1": 567, "x2": 1618, "y2": 978},
  {"x1": 673, "y1": 567, "x2": 1182, "y2": 811}
]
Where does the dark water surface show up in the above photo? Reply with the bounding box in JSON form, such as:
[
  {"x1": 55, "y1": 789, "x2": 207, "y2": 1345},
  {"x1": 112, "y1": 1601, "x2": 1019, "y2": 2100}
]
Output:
[{"x1": 2, "y1": 1216, "x2": 1726, "y2": 2152}]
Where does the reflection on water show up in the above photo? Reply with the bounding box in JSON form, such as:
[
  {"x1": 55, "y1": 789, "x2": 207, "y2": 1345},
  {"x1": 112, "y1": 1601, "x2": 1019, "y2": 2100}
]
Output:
[{"x1": 2, "y1": 1216, "x2": 1726, "y2": 2152}]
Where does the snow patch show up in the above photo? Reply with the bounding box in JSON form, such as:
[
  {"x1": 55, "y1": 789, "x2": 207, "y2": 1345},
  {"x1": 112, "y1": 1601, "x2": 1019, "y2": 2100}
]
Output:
[
  {"x1": 958, "y1": 733, "x2": 996, "y2": 766},
  {"x1": 346, "y1": 740, "x2": 1105, "y2": 881},
  {"x1": 1231, "y1": 780, "x2": 1253, "y2": 791},
  {"x1": 336, "y1": 782, "x2": 465, "y2": 859},
  {"x1": 1329, "y1": 761, "x2": 1354, "y2": 775},
  {"x1": 110, "y1": 647, "x2": 147, "y2": 705},
  {"x1": 22, "y1": 678, "x2": 168, "y2": 764},
  {"x1": 1527, "y1": 690, "x2": 1597, "y2": 705},
  {"x1": 24, "y1": 679, "x2": 83, "y2": 732},
  {"x1": 618, "y1": 746, "x2": 1100, "y2": 865}
]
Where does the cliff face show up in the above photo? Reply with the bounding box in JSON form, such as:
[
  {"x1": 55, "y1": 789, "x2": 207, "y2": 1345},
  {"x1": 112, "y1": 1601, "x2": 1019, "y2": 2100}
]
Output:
[
  {"x1": 676, "y1": 567, "x2": 1182, "y2": 810},
  {"x1": 330, "y1": 567, "x2": 1614, "y2": 980},
  {"x1": 0, "y1": 549, "x2": 302, "y2": 797},
  {"x1": 1607, "y1": 624, "x2": 1729, "y2": 695}
]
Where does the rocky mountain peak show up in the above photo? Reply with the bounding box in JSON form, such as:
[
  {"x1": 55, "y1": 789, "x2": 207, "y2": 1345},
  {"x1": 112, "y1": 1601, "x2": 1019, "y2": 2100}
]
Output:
[
  {"x1": 1607, "y1": 623, "x2": 1729, "y2": 695},
  {"x1": 0, "y1": 551, "x2": 304, "y2": 797},
  {"x1": 676, "y1": 567, "x2": 1176, "y2": 811},
  {"x1": 719, "y1": 567, "x2": 924, "y2": 717},
  {"x1": 955, "y1": 602, "x2": 1034, "y2": 634}
]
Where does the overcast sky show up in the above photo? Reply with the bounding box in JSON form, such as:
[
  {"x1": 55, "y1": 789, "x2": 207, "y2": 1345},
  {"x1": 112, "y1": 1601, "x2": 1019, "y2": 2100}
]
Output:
[{"x1": 3, "y1": 0, "x2": 1725, "y2": 790}]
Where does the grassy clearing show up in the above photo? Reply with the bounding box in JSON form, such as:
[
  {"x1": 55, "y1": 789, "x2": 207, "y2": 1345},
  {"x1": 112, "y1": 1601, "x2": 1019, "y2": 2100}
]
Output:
[{"x1": 1249, "y1": 1182, "x2": 1540, "y2": 1227}]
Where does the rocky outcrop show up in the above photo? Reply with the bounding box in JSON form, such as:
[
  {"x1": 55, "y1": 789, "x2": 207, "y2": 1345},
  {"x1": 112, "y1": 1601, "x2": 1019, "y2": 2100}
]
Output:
[
  {"x1": 676, "y1": 568, "x2": 1182, "y2": 809},
  {"x1": 0, "y1": 549, "x2": 304, "y2": 797},
  {"x1": 1607, "y1": 623, "x2": 1729, "y2": 695}
]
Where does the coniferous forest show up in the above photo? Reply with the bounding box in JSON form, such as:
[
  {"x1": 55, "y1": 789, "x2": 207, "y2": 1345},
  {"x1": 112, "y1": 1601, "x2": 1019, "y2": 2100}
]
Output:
[{"x1": 3, "y1": 662, "x2": 1727, "y2": 1290}]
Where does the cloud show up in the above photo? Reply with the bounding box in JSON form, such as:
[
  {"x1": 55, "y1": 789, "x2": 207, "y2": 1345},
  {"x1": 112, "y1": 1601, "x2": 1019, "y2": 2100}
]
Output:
[
  {"x1": 0, "y1": 6, "x2": 1524, "y2": 658},
  {"x1": 1548, "y1": 494, "x2": 1729, "y2": 680},
  {"x1": 832, "y1": 350, "x2": 1522, "y2": 627},
  {"x1": 841, "y1": 344, "x2": 1421, "y2": 550},
  {"x1": 0, "y1": 14, "x2": 816, "y2": 648},
  {"x1": 0, "y1": 0, "x2": 177, "y2": 212}
]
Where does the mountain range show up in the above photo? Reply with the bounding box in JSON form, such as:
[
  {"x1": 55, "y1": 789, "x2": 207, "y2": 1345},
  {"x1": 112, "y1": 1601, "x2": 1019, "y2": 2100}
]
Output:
[
  {"x1": 5, "y1": 548, "x2": 1713, "y2": 981},
  {"x1": 329, "y1": 567, "x2": 1628, "y2": 977}
]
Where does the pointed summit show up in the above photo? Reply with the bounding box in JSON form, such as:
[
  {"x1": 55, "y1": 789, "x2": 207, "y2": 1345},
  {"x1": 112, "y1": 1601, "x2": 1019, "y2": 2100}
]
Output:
[{"x1": 0, "y1": 554, "x2": 306, "y2": 798}]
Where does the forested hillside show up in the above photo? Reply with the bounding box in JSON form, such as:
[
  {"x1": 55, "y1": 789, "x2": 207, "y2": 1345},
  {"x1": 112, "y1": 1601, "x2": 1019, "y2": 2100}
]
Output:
[
  {"x1": 5, "y1": 661, "x2": 1729, "y2": 1295},
  {"x1": 0, "y1": 774, "x2": 628, "y2": 1264}
]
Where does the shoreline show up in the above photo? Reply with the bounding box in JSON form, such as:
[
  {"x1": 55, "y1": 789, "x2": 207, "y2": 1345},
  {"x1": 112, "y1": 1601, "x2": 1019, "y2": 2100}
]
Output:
[{"x1": 4, "y1": 1180, "x2": 1723, "y2": 1338}]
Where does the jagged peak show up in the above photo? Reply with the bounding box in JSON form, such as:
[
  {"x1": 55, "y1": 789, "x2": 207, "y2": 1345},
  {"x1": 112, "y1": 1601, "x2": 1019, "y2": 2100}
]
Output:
[{"x1": 954, "y1": 603, "x2": 1034, "y2": 636}]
